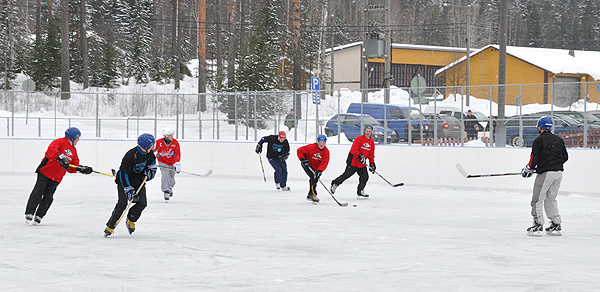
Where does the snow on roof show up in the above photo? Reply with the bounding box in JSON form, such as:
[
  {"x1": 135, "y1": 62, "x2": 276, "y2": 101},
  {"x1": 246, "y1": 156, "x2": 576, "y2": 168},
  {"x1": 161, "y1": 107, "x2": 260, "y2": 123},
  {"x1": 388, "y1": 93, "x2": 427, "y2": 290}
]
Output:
[
  {"x1": 436, "y1": 45, "x2": 600, "y2": 80},
  {"x1": 325, "y1": 42, "x2": 466, "y2": 54}
]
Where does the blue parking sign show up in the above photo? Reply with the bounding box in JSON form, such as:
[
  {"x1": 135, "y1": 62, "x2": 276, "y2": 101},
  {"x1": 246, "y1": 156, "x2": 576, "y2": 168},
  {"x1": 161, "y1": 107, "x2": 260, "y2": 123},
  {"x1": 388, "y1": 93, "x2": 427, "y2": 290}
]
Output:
[{"x1": 311, "y1": 77, "x2": 320, "y2": 105}]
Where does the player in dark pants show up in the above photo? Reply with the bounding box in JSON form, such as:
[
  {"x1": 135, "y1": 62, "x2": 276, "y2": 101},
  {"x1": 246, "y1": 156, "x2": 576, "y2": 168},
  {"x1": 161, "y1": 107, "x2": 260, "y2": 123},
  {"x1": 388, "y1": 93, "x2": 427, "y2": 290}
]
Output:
[
  {"x1": 256, "y1": 131, "x2": 291, "y2": 191},
  {"x1": 331, "y1": 125, "x2": 376, "y2": 199},
  {"x1": 104, "y1": 133, "x2": 157, "y2": 237},
  {"x1": 25, "y1": 127, "x2": 93, "y2": 225},
  {"x1": 297, "y1": 135, "x2": 330, "y2": 203}
]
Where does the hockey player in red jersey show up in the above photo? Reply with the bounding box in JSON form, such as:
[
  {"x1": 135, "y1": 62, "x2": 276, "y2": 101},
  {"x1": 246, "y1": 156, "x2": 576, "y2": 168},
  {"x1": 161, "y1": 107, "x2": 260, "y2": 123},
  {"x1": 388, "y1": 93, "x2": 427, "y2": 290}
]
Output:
[
  {"x1": 331, "y1": 125, "x2": 376, "y2": 199},
  {"x1": 297, "y1": 135, "x2": 330, "y2": 203},
  {"x1": 24, "y1": 127, "x2": 93, "y2": 225},
  {"x1": 155, "y1": 127, "x2": 181, "y2": 201}
]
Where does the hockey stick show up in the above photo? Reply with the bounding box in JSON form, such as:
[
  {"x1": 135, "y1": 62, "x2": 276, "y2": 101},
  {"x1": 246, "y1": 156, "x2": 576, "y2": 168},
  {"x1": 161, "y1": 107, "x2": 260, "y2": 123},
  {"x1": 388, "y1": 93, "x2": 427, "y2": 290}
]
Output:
[
  {"x1": 373, "y1": 170, "x2": 404, "y2": 187},
  {"x1": 155, "y1": 165, "x2": 213, "y2": 177},
  {"x1": 114, "y1": 176, "x2": 147, "y2": 228},
  {"x1": 455, "y1": 163, "x2": 521, "y2": 178},
  {"x1": 69, "y1": 164, "x2": 115, "y2": 177},
  {"x1": 258, "y1": 154, "x2": 267, "y2": 182},
  {"x1": 318, "y1": 179, "x2": 348, "y2": 207}
]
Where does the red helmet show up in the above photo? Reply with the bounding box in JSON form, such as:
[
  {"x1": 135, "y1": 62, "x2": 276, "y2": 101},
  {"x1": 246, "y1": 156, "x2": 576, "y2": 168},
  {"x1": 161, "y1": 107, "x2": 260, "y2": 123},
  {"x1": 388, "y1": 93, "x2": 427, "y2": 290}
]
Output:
[{"x1": 278, "y1": 131, "x2": 287, "y2": 139}]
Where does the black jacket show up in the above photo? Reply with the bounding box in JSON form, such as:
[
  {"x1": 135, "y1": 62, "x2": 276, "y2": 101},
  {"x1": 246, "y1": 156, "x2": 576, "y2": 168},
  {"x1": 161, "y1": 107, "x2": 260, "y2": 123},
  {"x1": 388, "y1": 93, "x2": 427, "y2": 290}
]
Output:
[
  {"x1": 529, "y1": 131, "x2": 568, "y2": 174},
  {"x1": 115, "y1": 146, "x2": 157, "y2": 189},
  {"x1": 258, "y1": 135, "x2": 290, "y2": 160}
]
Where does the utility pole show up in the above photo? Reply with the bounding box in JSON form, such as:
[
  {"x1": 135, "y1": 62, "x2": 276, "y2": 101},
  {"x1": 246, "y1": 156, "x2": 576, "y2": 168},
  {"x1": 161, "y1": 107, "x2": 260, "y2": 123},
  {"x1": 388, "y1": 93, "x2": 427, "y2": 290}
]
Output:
[
  {"x1": 198, "y1": 0, "x2": 207, "y2": 111},
  {"x1": 496, "y1": 0, "x2": 508, "y2": 147}
]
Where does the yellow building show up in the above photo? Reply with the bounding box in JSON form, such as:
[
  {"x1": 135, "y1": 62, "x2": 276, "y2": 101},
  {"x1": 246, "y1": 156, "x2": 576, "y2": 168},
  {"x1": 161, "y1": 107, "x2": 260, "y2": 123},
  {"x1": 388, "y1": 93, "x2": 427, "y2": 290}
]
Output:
[
  {"x1": 325, "y1": 42, "x2": 466, "y2": 93},
  {"x1": 435, "y1": 45, "x2": 600, "y2": 106},
  {"x1": 325, "y1": 43, "x2": 600, "y2": 106}
]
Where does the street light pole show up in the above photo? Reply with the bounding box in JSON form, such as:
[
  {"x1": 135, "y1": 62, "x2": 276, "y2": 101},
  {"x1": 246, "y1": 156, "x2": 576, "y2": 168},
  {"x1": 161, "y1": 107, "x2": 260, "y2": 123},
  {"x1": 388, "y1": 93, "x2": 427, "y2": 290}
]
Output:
[
  {"x1": 465, "y1": 4, "x2": 471, "y2": 106},
  {"x1": 443, "y1": 2, "x2": 471, "y2": 106}
]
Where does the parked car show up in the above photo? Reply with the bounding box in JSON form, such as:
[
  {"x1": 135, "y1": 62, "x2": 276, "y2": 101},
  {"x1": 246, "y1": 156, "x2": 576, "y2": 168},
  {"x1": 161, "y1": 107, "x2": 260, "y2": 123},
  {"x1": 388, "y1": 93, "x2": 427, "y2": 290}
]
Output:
[
  {"x1": 346, "y1": 103, "x2": 431, "y2": 142},
  {"x1": 424, "y1": 114, "x2": 466, "y2": 139},
  {"x1": 324, "y1": 113, "x2": 399, "y2": 143},
  {"x1": 587, "y1": 110, "x2": 600, "y2": 120},
  {"x1": 537, "y1": 110, "x2": 600, "y2": 126},
  {"x1": 423, "y1": 106, "x2": 489, "y2": 131},
  {"x1": 504, "y1": 113, "x2": 600, "y2": 147}
]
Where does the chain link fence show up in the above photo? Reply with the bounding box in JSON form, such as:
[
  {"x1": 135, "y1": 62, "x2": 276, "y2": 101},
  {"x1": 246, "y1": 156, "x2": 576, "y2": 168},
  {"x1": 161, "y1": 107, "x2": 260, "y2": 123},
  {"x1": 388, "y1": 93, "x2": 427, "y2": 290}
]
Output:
[{"x1": 2, "y1": 81, "x2": 600, "y2": 147}]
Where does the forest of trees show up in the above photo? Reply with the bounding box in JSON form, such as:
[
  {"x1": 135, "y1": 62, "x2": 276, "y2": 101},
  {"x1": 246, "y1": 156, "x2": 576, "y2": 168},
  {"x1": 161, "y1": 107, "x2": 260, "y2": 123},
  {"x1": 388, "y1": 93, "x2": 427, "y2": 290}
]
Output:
[{"x1": 1, "y1": 0, "x2": 600, "y2": 95}]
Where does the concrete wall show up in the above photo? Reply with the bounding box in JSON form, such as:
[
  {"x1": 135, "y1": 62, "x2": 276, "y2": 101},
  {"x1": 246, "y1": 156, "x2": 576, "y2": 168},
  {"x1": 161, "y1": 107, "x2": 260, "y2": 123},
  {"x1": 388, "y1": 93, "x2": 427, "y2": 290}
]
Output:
[{"x1": 2, "y1": 138, "x2": 597, "y2": 195}]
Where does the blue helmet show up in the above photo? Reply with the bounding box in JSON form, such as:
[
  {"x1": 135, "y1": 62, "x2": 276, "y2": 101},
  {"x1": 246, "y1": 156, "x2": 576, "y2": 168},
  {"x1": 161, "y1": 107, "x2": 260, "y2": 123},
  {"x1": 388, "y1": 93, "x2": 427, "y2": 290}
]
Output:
[
  {"x1": 317, "y1": 134, "x2": 327, "y2": 142},
  {"x1": 65, "y1": 127, "x2": 81, "y2": 142},
  {"x1": 138, "y1": 133, "x2": 155, "y2": 150},
  {"x1": 538, "y1": 116, "x2": 553, "y2": 130}
]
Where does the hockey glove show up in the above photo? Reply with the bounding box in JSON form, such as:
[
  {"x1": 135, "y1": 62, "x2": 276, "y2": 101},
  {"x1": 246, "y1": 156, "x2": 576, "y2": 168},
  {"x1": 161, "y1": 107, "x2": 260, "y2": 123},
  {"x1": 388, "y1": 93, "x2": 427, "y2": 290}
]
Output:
[
  {"x1": 124, "y1": 186, "x2": 135, "y2": 201},
  {"x1": 300, "y1": 158, "x2": 311, "y2": 170},
  {"x1": 145, "y1": 165, "x2": 157, "y2": 181},
  {"x1": 76, "y1": 165, "x2": 93, "y2": 174},
  {"x1": 57, "y1": 154, "x2": 69, "y2": 170},
  {"x1": 255, "y1": 143, "x2": 263, "y2": 154},
  {"x1": 369, "y1": 162, "x2": 376, "y2": 174},
  {"x1": 174, "y1": 162, "x2": 181, "y2": 174},
  {"x1": 358, "y1": 154, "x2": 366, "y2": 165},
  {"x1": 521, "y1": 165, "x2": 534, "y2": 178},
  {"x1": 280, "y1": 152, "x2": 290, "y2": 161},
  {"x1": 314, "y1": 170, "x2": 322, "y2": 181}
]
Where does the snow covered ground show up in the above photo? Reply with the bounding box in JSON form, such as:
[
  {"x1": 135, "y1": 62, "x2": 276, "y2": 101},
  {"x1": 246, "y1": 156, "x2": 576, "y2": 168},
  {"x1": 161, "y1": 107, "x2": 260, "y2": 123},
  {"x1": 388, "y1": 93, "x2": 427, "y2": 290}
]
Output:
[{"x1": 3, "y1": 172, "x2": 600, "y2": 291}]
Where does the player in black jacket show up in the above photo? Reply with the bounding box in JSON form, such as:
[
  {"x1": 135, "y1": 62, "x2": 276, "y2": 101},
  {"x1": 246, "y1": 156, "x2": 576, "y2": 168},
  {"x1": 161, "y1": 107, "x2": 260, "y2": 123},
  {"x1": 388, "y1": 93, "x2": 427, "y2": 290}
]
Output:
[
  {"x1": 256, "y1": 131, "x2": 291, "y2": 190},
  {"x1": 104, "y1": 133, "x2": 157, "y2": 237},
  {"x1": 521, "y1": 116, "x2": 568, "y2": 236}
]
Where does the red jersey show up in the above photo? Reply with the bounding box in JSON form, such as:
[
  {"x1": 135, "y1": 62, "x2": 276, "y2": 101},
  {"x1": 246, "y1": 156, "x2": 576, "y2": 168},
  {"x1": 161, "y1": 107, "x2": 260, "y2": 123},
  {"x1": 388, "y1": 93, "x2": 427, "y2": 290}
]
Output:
[
  {"x1": 297, "y1": 143, "x2": 330, "y2": 172},
  {"x1": 36, "y1": 137, "x2": 79, "y2": 183},
  {"x1": 155, "y1": 137, "x2": 181, "y2": 165},
  {"x1": 349, "y1": 135, "x2": 375, "y2": 168}
]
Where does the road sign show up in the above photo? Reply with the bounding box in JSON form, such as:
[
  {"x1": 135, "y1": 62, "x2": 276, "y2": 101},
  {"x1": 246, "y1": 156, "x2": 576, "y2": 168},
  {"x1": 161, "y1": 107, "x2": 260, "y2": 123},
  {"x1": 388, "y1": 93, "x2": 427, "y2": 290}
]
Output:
[
  {"x1": 22, "y1": 79, "x2": 36, "y2": 92},
  {"x1": 311, "y1": 77, "x2": 320, "y2": 105},
  {"x1": 410, "y1": 75, "x2": 426, "y2": 95}
]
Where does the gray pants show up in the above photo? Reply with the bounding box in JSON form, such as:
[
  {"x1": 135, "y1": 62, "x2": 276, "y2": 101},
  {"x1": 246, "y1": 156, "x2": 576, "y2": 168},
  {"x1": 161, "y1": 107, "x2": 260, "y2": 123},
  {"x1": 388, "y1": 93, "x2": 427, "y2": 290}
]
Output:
[
  {"x1": 531, "y1": 171, "x2": 563, "y2": 225},
  {"x1": 158, "y1": 162, "x2": 177, "y2": 193}
]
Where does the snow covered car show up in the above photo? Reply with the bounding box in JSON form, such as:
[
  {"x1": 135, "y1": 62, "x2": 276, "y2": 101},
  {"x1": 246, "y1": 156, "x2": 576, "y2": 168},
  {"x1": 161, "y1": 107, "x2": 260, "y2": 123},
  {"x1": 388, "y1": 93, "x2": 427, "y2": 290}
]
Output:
[{"x1": 324, "y1": 113, "x2": 399, "y2": 143}]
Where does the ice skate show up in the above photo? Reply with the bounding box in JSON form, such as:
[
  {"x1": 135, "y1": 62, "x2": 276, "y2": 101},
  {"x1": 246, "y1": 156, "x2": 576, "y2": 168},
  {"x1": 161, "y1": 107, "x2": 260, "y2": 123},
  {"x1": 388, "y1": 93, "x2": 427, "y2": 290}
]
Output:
[
  {"x1": 306, "y1": 194, "x2": 319, "y2": 204},
  {"x1": 275, "y1": 183, "x2": 281, "y2": 190},
  {"x1": 164, "y1": 191, "x2": 171, "y2": 201},
  {"x1": 104, "y1": 227, "x2": 114, "y2": 237},
  {"x1": 25, "y1": 214, "x2": 34, "y2": 224},
  {"x1": 357, "y1": 190, "x2": 369, "y2": 200},
  {"x1": 527, "y1": 222, "x2": 543, "y2": 237},
  {"x1": 126, "y1": 219, "x2": 136, "y2": 234},
  {"x1": 32, "y1": 216, "x2": 42, "y2": 225},
  {"x1": 330, "y1": 183, "x2": 338, "y2": 194},
  {"x1": 281, "y1": 186, "x2": 291, "y2": 191},
  {"x1": 545, "y1": 222, "x2": 562, "y2": 236}
]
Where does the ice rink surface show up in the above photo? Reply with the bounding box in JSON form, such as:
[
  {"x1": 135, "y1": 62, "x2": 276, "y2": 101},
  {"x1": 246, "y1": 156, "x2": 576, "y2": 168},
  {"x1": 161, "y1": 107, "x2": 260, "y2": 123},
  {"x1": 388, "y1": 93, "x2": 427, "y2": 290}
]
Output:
[{"x1": 2, "y1": 172, "x2": 600, "y2": 291}]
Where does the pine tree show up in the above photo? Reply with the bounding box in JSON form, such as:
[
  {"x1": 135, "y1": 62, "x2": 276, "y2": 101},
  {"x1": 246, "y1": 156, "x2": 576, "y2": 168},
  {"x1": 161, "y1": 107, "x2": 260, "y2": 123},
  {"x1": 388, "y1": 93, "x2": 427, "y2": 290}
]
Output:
[
  {"x1": 28, "y1": 15, "x2": 62, "y2": 91},
  {"x1": 115, "y1": 0, "x2": 154, "y2": 84}
]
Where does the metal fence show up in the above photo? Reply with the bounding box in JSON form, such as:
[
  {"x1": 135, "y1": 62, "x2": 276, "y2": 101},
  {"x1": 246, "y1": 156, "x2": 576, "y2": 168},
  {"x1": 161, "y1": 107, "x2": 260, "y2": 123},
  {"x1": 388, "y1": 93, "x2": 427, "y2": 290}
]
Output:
[{"x1": 2, "y1": 81, "x2": 600, "y2": 148}]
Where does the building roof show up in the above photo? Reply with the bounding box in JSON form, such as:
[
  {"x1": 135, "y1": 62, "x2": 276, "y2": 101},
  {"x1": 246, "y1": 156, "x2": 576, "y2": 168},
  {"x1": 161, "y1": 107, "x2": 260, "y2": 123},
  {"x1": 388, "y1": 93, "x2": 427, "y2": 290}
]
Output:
[
  {"x1": 435, "y1": 45, "x2": 600, "y2": 80},
  {"x1": 325, "y1": 42, "x2": 467, "y2": 54}
]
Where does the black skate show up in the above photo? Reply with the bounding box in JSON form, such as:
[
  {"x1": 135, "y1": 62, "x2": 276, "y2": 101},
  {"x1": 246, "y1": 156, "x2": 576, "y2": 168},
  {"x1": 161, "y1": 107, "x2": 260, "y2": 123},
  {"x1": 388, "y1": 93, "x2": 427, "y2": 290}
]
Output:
[
  {"x1": 32, "y1": 216, "x2": 42, "y2": 226},
  {"x1": 545, "y1": 222, "x2": 562, "y2": 236},
  {"x1": 126, "y1": 219, "x2": 136, "y2": 234},
  {"x1": 357, "y1": 190, "x2": 369, "y2": 200},
  {"x1": 104, "y1": 227, "x2": 114, "y2": 237},
  {"x1": 527, "y1": 222, "x2": 543, "y2": 237}
]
